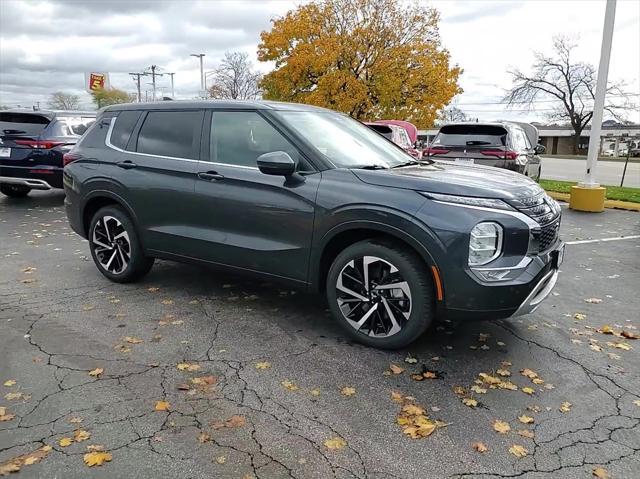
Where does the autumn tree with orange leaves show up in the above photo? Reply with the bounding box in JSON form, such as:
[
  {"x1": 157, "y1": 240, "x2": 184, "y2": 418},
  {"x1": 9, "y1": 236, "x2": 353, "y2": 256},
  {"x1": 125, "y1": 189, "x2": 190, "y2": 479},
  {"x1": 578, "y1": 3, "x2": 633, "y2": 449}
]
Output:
[{"x1": 258, "y1": 0, "x2": 462, "y2": 128}]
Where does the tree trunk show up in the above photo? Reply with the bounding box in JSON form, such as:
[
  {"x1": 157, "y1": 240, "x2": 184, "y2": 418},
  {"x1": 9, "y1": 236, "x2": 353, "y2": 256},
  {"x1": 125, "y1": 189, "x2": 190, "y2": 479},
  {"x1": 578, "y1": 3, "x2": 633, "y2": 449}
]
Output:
[{"x1": 572, "y1": 129, "x2": 582, "y2": 155}]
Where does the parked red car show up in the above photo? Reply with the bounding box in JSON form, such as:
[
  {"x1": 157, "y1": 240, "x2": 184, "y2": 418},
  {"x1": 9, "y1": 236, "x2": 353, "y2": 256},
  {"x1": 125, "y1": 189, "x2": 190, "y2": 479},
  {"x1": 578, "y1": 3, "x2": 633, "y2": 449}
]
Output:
[{"x1": 364, "y1": 120, "x2": 421, "y2": 158}]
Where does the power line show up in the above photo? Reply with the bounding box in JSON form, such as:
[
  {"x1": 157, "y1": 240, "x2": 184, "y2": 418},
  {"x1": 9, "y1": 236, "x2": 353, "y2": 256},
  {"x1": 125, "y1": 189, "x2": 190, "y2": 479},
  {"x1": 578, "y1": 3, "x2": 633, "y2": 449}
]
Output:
[{"x1": 451, "y1": 93, "x2": 638, "y2": 107}]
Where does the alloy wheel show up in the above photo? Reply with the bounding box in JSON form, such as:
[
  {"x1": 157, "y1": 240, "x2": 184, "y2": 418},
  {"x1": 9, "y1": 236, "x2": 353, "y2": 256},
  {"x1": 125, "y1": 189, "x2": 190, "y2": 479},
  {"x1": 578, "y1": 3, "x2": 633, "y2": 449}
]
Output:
[
  {"x1": 335, "y1": 256, "x2": 412, "y2": 338},
  {"x1": 92, "y1": 215, "x2": 131, "y2": 274}
]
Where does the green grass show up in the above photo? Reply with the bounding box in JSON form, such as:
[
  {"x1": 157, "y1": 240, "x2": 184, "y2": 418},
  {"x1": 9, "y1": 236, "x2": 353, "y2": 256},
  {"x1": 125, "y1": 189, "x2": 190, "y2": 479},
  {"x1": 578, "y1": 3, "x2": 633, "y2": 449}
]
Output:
[{"x1": 540, "y1": 179, "x2": 640, "y2": 203}]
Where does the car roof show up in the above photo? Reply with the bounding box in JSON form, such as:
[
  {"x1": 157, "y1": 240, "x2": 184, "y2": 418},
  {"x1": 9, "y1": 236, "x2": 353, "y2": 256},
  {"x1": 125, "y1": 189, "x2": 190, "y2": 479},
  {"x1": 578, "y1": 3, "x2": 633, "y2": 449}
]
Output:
[
  {"x1": 0, "y1": 109, "x2": 96, "y2": 119},
  {"x1": 103, "y1": 99, "x2": 334, "y2": 113}
]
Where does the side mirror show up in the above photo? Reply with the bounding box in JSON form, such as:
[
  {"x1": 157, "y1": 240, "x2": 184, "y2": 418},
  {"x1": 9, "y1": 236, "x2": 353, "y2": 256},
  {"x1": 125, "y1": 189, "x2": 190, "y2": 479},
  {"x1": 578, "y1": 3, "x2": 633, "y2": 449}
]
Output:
[
  {"x1": 534, "y1": 144, "x2": 546, "y2": 154},
  {"x1": 257, "y1": 151, "x2": 296, "y2": 176}
]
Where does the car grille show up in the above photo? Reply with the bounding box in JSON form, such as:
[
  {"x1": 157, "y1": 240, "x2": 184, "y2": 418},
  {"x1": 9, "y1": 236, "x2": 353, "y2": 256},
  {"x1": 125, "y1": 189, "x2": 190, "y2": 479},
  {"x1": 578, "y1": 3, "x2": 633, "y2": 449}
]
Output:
[{"x1": 512, "y1": 191, "x2": 561, "y2": 252}]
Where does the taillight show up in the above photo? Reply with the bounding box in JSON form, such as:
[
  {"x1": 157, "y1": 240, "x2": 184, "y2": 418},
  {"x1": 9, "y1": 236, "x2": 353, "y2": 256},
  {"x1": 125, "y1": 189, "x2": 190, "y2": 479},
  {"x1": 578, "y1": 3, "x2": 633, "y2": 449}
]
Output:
[
  {"x1": 14, "y1": 140, "x2": 66, "y2": 149},
  {"x1": 480, "y1": 150, "x2": 518, "y2": 160},
  {"x1": 63, "y1": 152, "x2": 81, "y2": 166},
  {"x1": 424, "y1": 147, "x2": 450, "y2": 156}
]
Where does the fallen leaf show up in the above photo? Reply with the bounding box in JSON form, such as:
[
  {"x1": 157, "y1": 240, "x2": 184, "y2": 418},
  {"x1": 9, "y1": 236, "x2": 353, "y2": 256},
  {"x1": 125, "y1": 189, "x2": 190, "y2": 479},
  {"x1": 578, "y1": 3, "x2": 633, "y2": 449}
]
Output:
[
  {"x1": 389, "y1": 364, "x2": 405, "y2": 375},
  {"x1": 3, "y1": 379, "x2": 16, "y2": 387},
  {"x1": 84, "y1": 451, "x2": 112, "y2": 467},
  {"x1": 470, "y1": 385, "x2": 487, "y2": 394},
  {"x1": 402, "y1": 404, "x2": 426, "y2": 416},
  {"x1": 479, "y1": 373, "x2": 501, "y2": 385},
  {"x1": 226, "y1": 415, "x2": 246, "y2": 428},
  {"x1": 574, "y1": 313, "x2": 587, "y2": 320},
  {"x1": 58, "y1": 437, "x2": 73, "y2": 447},
  {"x1": 124, "y1": 336, "x2": 143, "y2": 344},
  {"x1": 422, "y1": 371, "x2": 438, "y2": 379},
  {"x1": 462, "y1": 398, "x2": 478, "y2": 408},
  {"x1": 404, "y1": 355, "x2": 418, "y2": 364},
  {"x1": 590, "y1": 344, "x2": 604, "y2": 352},
  {"x1": 215, "y1": 456, "x2": 226, "y2": 464},
  {"x1": 86, "y1": 444, "x2": 105, "y2": 452},
  {"x1": 191, "y1": 375, "x2": 217, "y2": 385},
  {"x1": 521, "y1": 387, "x2": 535, "y2": 395},
  {"x1": 518, "y1": 429, "x2": 535, "y2": 439},
  {"x1": 198, "y1": 432, "x2": 210, "y2": 443},
  {"x1": 518, "y1": 415, "x2": 534, "y2": 424},
  {"x1": 453, "y1": 386, "x2": 466, "y2": 395},
  {"x1": 74, "y1": 430, "x2": 91, "y2": 442},
  {"x1": 598, "y1": 325, "x2": 615, "y2": 335},
  {"x1": 391, "y1": 391, "x2": 403, "y2": 402},
  {"x1": 559, "y1": 402, "x2": 572, "y2": 413},
  {"x1": 310, "y1": 388, "x2": 321, "y2": 396},
  {"x1": 340, "y1": 386, "x2": 356, "y2": 397},
  {"x1": 493, "y1": 420, "x2": 511, "y2": 434},
  {"x1": 281, "y1": 380, "x2": 299, "y2": 391},
  {"x1": 509, "y1": 444, "x2": 528, "y2": 458},
  {"x1": 324, "y1": 437, "x2": 347, "y2": 450},
  {"x1": 592, "y1": 467, "x2": 609, "y2": 479},
  {"x1": 621, "y1": 330, "x2": 639, "y2": 340},
  {"x1": 496, "y1": 369, "x2": 511, "y2": 377},
  {"x1": 4, "y1": 392, "x2": 26, "y2": 401},
  {"x1": 633, "y1": 399, "x2": 640, "y2": 407},
  {"x1": 585, "y1": 297, "x2": 603, "y2": 304},
  {"x1": 472, "y1": 442, "x2": 488, "y2": 453},
  {"x1": 0, "y1": 406, "x2": 16, "y2": 422},
  {"x1": 161, "y1": 299, "x2": 174, "y2": 305},
  {"x1": 0, "y1": 445, "x2": 51, "y2": 475},
  {"x1": 610, "y1": 342, "x2": 631, "y2": 351},
  {"x1": 155, "y1": 400, "x2": 170, "y2": 411},
  {"x1": 147, "y1": 287, "x2": 160, "y2": 292},
  {"x1": 69, "y1": 417, "x2": 83, "y2": 424},
  {"x1": 520, "y1": 368, "x2": 538, "y2": 379},
  {"x1": 176, "y1": 363, "x2": 200, "y2": 371},
  {"x1": 498, "y1": 381, "x2": 518, "y2": 391},
  {"x1": 410, "y1": 373, "x2": 425, "y2": 381},
  {"x1": 88, "y1": 368, "x2": 103, "y2": 377},
  {"x1": 255, "y1": 361, "x2": 271, "y2": 370}
]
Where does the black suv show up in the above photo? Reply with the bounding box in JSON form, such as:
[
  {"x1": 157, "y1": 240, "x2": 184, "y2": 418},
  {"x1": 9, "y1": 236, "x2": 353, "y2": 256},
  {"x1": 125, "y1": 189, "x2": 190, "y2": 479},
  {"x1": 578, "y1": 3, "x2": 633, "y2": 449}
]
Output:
[
  {"x1": 63, "y1": 101, "x2": 564, "y2": 349},
  {"x1": 0, "y1": 110, "x2": 96, "y2": 197}
]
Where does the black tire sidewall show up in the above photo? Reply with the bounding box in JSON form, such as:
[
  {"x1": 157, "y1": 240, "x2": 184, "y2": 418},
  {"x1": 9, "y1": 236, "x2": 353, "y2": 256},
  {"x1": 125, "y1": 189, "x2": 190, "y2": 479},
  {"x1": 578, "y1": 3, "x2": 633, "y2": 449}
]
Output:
[
  {"x1": 326, "y1": 240, "x2": 434, "y2": 349},
  {"x1": 1, "y1": 184, "x2": 31, "y2": 197},
  {"x1": 88, "y1": 206, "x2": 152, "y2": 283}
]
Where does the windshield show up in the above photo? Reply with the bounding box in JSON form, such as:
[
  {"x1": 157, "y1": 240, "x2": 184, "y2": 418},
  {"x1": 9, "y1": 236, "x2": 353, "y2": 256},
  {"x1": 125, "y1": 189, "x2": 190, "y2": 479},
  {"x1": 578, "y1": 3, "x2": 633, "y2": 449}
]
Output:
[{"x1": 276, "y1": 110, "x2": 410, "y2": 168}]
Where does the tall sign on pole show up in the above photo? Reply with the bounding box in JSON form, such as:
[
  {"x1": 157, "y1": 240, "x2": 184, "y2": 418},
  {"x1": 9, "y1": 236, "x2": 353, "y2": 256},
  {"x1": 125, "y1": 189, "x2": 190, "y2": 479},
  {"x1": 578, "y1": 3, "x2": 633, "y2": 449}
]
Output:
[{"x1": 569, "y1": 0, "x2": 616, "y2": 212}]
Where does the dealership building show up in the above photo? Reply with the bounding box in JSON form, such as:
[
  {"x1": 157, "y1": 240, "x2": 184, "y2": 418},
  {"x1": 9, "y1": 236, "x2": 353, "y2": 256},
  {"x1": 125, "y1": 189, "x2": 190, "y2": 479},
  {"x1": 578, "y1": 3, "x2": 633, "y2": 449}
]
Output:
[{"x1": 418, "y1": 122, "x2": 640, "y2": 155}]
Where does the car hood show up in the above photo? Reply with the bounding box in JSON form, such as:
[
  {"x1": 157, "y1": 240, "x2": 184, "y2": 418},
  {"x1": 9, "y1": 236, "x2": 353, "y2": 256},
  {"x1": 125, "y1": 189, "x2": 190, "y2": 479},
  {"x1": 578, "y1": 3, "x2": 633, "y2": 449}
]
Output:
[{"x1": 351, "y1": 161, "x2": 543, "y2": 201}]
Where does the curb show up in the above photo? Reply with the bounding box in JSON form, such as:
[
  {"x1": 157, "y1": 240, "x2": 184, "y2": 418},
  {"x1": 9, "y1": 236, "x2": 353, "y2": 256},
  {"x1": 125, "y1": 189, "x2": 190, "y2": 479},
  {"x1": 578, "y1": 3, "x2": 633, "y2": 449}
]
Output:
[{"x1": 546, "y1": 191, "x2": 640, "y2": 212}]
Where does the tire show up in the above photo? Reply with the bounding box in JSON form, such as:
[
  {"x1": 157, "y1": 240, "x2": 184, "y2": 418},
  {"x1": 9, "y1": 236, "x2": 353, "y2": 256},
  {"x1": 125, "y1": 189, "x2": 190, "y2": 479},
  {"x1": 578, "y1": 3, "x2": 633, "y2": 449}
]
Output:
[
  {"x1": 326, "y1": 239, "x2": 435, "y2": 349},
  {"x1": 1, "y1": 184, "x2": 31, "y2": 198},
  {"x1": 88, "y1": 206, "x2": 154, "y2": 283}
]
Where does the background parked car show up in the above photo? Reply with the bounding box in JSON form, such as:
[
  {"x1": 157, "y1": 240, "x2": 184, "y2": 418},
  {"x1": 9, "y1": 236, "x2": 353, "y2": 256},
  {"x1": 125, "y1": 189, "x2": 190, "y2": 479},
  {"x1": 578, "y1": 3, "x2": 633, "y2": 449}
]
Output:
[
  {"x1": 364, "y1": 120, "x2": 422, "y2": 158},
  {"x1": 424, "y1": 121, "x2": 544, "y2": 181},
  {"x1": 0, "y1": 109, "x2": 95, "y2": 197}
]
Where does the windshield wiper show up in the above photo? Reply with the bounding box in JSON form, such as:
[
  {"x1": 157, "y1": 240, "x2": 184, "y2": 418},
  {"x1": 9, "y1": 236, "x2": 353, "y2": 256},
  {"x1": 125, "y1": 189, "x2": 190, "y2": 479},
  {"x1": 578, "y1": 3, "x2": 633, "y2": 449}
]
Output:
[
  {"x1": 356, "y1": 164, "x2": 388, "y2": 170},
  {"x1": 391, "y1": 159, "x2": 434, "y2": 168}
]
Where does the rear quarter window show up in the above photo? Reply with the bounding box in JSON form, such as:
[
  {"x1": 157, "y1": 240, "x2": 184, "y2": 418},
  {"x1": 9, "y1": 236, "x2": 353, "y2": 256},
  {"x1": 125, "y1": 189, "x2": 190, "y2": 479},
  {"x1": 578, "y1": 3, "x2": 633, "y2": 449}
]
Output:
[
  {"x1": 110, "y1": 111, "x2": 142, "y2": 150},
  {"x1": 77, "y1": 116, "x2": 112, "y2": 148}
]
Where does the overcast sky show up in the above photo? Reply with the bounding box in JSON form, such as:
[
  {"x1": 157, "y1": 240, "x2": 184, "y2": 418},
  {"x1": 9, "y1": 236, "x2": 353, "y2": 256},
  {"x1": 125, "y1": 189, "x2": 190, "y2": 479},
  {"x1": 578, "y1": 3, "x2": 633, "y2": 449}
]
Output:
[{"x1": 1, "y1": 0, "x2": 638, "y2": 124}]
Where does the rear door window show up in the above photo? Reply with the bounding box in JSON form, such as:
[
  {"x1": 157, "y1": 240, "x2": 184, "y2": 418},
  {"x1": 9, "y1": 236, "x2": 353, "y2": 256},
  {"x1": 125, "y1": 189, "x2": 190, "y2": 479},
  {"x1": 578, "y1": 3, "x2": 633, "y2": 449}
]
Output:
[
  {"x1": 0, "y1": 112, "x2": 50, "y2": 136},
  {"x1": 433, "y1": 125, "x2": 507, "y2": 147},
  {"x1": 136, "y1": 110, "x2": 203, "y2": 160},
  {"x1": 110, "y1": 111, "x2": 142, "y2": 150}
]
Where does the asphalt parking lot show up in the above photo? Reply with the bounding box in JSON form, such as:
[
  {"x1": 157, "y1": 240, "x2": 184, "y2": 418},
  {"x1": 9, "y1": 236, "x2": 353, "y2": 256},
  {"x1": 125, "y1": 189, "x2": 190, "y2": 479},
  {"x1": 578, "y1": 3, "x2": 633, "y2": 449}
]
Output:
[{"x1": 1, "y1": 191, "x2": 639, "y2": 479}]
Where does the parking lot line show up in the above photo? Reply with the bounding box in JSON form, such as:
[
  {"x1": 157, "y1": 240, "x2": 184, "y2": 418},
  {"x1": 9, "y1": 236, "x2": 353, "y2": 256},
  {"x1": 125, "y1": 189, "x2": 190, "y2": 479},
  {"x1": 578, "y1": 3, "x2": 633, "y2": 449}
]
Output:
[{"x1": 566, "y1": 234, "x2": 640, "y2": 245}]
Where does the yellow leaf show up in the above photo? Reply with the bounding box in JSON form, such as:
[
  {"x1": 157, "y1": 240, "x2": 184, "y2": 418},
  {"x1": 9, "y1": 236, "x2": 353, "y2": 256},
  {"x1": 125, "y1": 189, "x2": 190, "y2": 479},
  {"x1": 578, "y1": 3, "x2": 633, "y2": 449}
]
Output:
[
  {"x1": 340, "y1": 386, "x2": 356, "y2": 397},
  {"x1": 453, "y1": 386, "x2": 466, "y2": 395},
  {"x1": 497, "y1": 381, "x2": 518, "y2": 391},
  {"x1": 0, "y1": 406, "x2": 16, "y2": 422},
  {"x1": 598, "y1": 325, "x2": 615, "y2": 335},
  {"x1": 509, "y1": 444, "x2": 528, "y2": 458},
  {"x1": 462, "y1": 398, "x2": 478, "y2": 408},
  {"x1": 83, "y1": 451, "x2": 112, "y2": 467},
  {"x1": 404, "y1": 356, "x2": 418, "y2": 364},
  {"x1": 520, "y1": 368, "x2": 538, "y2": 379},
  {"x1": 479, "y1": 373, "x2": 501, "y2": 385},
  {"x1": 155, "y1": 401, "x2": 170, "y2": 411},
  {"x1": 255, "y1": 361, "x2": 271, "y2": 370},
  {"x1": 58, "y1": 437, "x2": 73, "y2": 447},
  {"x1": 215, "y1": 455, "x2": 226, "y2": 464},
  {"x1": 472, "y1": 442, "x2": 488, "y2": 453},
  {"x1": 559, "y1": 401, "x2": 572, "y2": 413},
  {"x1": 496, "y1": 369, "x2": 511, "y2": 377},
  {"x1": 592, "y1": 467, "x2": 610, "y2": 479},
  {"x1": 470, "y1": 385, "x2": 487, "y2": 394},
  {"x1": 518, "y1": 415, "x2": 534, "y2": 424},
  {"x1": 493, "y1": 420, "x2": 511, "y2": 434},
  {"x1": 532, "y1": 378, "x2": 545, "y2": 385},
  {"x1": 323, "y1": 437, "x2": 347, "y2": 449},
  {"x1": 176, "y1": 363, "x2": 200, "y2": 371},
  {"x1": 391, "y1": 391, "x2": 403, "y2": 402},
  {"x1": 402, "y1": 404, "x2": 426, "y2": 416},
  {"x1": 74, "y1": 430, "x2": 91, "y2": 442},
  {"x1": 88, "y1": 368, "x2": 103, "y2": 377},
  {"x1": 198, "y1": 432, "x2": 210, "y2": 443},
  {"x1": 611, "y1": 342, "x2": 631, "y2": 351},
  {"x1": 3, "y1": 379, "x2": 16, "y2": 387},
  {"x1": 389, "y1": 364, "x2": 405, "y2": 375},
  {"x1": 521, "y1": 387, "x2": 535, "y2": 395},
  {"x1": 310, "y1": 388, "x2": 321, "y2": 396},
  {"x1": 124, "y1": 336, "x2": 143, "y2": 344},
  {"x1": 281, "y1": 380, "x2": 299, "y2": 391},
  {"x1": 518, "y1": 429, "x2": 535, "y2": 439},
  {"x1": 574, "y1": 313, "x2": 587, "y2": 320}
]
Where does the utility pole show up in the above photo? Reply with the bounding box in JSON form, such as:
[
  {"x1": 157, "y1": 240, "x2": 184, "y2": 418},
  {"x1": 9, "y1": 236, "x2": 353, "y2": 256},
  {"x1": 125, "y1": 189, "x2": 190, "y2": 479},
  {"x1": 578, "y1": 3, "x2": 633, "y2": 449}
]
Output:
[
  {"x1": 129, "y1": 72, "x2": 147, "y2": 102},
  {"x1": 144, "y1": 65, "x2": 164, "y2": 101},
  {"x1": 190, "y1": 53, "x2": 205, "y2": 97},
  {"x1": 166, "y1": 72, "x2": 175, "y2": 98}
]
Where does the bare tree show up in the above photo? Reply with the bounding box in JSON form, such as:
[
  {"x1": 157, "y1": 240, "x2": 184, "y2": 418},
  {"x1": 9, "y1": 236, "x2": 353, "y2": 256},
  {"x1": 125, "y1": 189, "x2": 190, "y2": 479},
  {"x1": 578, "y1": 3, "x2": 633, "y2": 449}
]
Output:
[
  {"x1": 504, "y1": 36, "x2": 631, "y2": 154},
  {"x1": 437, "y1": 105, "x2": 470, "y2": 125},
  {"x1": 207, "y1": 52, "x2": 262, "y2": 100},
  {"x1": 49, "y1": 91, "x2": 81, "y2": 110}
]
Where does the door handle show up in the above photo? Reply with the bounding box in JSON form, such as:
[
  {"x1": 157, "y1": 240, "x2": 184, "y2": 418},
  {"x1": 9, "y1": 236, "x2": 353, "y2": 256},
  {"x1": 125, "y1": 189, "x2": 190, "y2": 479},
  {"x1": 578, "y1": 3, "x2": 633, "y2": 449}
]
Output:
[
  {"x1": 197, "y1": 171, "x2": 224, "y2": 181},
  {"x1": 116, "y1": 160, "x2": 137, "y2": 169}
]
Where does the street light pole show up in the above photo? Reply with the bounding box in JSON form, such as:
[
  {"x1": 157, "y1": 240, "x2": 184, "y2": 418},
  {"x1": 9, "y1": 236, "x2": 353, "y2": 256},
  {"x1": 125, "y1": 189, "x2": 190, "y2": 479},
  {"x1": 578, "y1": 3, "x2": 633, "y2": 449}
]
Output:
[
  {"x1": 581, "y1": 0, "x2": 617, "y2": 187},
  {"x1": 167, "y1": 73, "x2": 175, "y2": 98},
  {"x1": 190, "y1": 53, "x2": 205, "y2": 96}
]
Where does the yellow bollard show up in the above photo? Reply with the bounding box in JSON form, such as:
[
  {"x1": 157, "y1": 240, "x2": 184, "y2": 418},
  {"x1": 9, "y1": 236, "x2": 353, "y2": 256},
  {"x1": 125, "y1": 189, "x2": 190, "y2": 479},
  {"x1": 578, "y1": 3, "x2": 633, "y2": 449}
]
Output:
[{"x1": 569, "y1": 185, "x2": 606, "y2": 212}]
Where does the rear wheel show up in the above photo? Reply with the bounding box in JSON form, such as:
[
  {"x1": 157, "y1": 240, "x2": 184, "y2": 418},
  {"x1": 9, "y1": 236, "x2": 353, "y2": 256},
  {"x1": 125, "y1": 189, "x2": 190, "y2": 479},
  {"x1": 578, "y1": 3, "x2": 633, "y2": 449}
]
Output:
[
  {"x1": 326, "y1": 239, "x2": 435, "y2": 349},
  {"x1": 89, "y1": 206, "x2": 154, "y2": 283},
  {"x1": 0, "y1": 184, "x2": 31, "y2": 198}
]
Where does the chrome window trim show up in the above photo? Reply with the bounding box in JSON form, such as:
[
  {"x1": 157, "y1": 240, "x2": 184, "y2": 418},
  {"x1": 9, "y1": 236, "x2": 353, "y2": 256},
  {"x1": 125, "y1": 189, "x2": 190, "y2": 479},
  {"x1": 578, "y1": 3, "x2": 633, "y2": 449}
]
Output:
[{"x1": 105, "y1": 116, "x2": 260, "y2": 170}]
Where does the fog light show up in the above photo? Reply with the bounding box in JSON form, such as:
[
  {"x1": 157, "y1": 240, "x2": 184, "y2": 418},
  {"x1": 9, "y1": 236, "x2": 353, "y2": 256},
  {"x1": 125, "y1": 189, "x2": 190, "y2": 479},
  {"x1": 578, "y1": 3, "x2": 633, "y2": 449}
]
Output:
[{"x1": 469, "y1": 222, "x2": 502, "y2": 266}]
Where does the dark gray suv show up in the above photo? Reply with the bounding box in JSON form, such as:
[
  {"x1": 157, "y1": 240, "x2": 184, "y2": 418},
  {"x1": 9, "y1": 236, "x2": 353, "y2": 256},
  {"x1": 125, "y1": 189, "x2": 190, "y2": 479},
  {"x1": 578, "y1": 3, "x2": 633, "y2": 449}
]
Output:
[{"x1": 63, "y1": 101, "x2": 564, "y2": 349}]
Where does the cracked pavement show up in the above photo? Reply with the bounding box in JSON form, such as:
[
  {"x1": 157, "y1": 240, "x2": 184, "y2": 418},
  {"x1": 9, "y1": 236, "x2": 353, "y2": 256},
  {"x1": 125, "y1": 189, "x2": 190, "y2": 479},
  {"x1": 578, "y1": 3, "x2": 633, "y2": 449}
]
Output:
[{"x1": 1, "y1": 190, "x2": 639, "y2": 478}]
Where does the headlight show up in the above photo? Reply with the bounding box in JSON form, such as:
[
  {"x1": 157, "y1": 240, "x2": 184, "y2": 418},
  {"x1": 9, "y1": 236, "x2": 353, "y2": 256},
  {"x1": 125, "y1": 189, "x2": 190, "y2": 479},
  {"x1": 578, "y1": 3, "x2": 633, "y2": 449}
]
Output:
[
  {"x1": 469, "y1": 222, "x2": 503, "y2": 266},
  {"x1": 421, "y1": 192, "x2": 515, "y2": 211}
]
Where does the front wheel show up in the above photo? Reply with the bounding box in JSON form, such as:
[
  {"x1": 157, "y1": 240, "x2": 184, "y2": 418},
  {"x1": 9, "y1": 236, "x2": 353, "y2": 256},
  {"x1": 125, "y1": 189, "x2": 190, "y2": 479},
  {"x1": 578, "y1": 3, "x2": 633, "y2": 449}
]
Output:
[
  {"x1": 1, "y1": 184, "x2": 31, "y2": 198},
  {"x1": 326, "y1": 240, "x2": 435, "y2": 349},
  {"x1": 89, "y1": 206, "x2": 154, "y2": 283}
]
